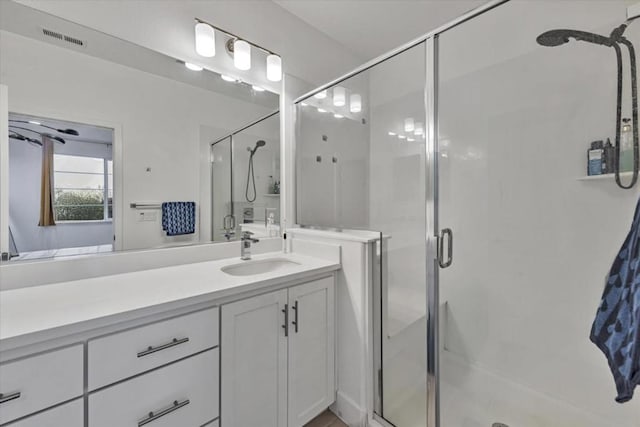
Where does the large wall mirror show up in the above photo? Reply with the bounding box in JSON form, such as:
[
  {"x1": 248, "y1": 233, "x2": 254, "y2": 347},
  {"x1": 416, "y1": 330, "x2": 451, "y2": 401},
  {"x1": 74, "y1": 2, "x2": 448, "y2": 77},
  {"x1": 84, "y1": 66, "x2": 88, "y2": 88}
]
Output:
[{"x1": 0, "y1": 1, "x2": 281, "y2": 262}]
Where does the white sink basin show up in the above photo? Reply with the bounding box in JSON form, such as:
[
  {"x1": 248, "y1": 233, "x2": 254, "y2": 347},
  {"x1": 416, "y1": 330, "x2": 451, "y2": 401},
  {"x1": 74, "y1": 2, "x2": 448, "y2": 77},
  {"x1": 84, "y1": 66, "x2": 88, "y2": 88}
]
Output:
[{"x1": 221, "y1": 258, "x2": 301, "y2": 276}]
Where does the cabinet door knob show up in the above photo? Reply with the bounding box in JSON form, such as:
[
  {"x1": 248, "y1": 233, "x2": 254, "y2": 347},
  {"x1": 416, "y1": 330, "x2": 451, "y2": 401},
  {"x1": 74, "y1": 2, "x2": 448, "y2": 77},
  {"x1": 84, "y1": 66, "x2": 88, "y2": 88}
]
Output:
[
  {"x1": 0, "y1": 391, "x2": 21, "y2": 405},
  {"x1": 282, "y1": 304, "x2": 289, "y2": 337},
  {"x1": 138, "y1": 399, "x2": 190, "y2": 426},
  {"x1": 137, "y1": 337, "x2": 190, "y2": 358},
  {"x1": 291, "y1": 300, "x2": 299, "y2": 333}
]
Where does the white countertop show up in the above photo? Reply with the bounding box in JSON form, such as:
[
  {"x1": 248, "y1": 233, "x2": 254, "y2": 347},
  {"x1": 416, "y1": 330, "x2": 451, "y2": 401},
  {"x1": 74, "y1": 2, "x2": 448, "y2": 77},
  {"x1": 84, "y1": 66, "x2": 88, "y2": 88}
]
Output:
[{"x1": 0, "y1": 251, "x2": 340, "y2": 351}]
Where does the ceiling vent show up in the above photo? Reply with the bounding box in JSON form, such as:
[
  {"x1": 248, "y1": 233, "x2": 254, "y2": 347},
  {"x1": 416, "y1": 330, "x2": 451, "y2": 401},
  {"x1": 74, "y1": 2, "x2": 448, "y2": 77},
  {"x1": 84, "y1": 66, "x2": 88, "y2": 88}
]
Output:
[{"x1": 42, "y1": 28, "x2": 85, "y2": 47}]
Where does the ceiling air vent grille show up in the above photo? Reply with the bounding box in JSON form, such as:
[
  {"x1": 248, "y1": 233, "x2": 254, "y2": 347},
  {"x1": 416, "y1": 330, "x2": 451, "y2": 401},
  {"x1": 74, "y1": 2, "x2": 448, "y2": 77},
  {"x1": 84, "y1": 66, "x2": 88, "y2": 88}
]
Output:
[{"x1": 42, "y1": 28, "x2": 85, "y2": 47}]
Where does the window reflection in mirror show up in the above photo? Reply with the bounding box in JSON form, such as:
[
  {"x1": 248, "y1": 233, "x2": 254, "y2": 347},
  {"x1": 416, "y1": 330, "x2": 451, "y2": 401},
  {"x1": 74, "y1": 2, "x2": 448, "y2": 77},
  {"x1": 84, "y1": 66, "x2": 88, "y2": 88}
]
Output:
[
  {"x1": 8, "y1": 113, "x2": 115, "y2": 261},
  {"x1": 0, "y1": 1, "x2": 280, "y2": 261}
]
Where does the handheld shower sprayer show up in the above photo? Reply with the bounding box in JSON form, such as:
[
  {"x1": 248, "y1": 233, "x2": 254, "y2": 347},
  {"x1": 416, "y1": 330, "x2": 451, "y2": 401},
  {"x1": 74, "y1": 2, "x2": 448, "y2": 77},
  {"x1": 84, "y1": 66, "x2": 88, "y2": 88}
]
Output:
[
  {"x1": 245, "y1": 140, "x2": 266, "y2": 202},
  {"x1": 536, "y1": 21, "x2": 639, "y2": 189}
]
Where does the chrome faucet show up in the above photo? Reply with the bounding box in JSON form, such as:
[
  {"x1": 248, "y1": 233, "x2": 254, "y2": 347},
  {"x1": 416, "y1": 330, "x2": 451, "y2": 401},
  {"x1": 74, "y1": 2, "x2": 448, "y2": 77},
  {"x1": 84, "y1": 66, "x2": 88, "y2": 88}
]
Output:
[{"x1": 241, "y1": 231, "x2": 260, "y2": 260}]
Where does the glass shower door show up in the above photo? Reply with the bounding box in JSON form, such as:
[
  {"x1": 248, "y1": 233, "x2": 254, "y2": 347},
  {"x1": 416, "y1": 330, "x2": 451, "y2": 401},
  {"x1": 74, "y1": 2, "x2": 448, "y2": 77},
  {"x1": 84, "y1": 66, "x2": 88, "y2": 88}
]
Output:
[
  {"x1": 295, "y1": 41, "x2": 427, "y2": 427},
  {"x1": 436, "y1": 1, "x2": 640, "y2": 426}
]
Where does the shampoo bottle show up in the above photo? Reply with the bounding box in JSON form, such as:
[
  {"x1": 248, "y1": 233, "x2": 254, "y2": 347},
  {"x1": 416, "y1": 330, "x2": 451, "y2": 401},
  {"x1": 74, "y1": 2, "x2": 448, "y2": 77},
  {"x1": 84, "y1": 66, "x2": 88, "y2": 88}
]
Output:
[{"x1": 588, "y1": 140, "x2": 604, "y2": 176}]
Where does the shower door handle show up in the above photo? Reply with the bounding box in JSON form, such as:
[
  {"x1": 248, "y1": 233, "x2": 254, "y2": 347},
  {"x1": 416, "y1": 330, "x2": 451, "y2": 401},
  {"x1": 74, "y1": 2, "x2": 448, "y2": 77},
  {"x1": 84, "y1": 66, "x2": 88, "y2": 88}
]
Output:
[{"x1": 438, "y1": 228, "x2": 453, "y2": 268}]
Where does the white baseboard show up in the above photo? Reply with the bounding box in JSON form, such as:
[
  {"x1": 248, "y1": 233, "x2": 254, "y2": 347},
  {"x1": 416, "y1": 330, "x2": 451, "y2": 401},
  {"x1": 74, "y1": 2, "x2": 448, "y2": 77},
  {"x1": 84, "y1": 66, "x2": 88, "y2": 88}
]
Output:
[{"x1": 331, "y1": 391, "x2": 366, "y2": 427}]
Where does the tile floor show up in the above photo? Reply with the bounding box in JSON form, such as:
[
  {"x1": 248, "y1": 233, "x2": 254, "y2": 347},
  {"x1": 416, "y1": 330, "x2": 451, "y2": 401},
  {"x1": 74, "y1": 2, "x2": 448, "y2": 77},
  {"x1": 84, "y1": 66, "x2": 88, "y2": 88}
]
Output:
[{"x1": 304, "y1": 410, "x2": 348, "y2": 427}]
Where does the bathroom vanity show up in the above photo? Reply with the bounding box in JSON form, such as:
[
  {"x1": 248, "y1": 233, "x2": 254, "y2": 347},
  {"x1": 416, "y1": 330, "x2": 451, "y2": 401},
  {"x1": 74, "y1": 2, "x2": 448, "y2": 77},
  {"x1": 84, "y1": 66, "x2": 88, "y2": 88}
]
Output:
[{"x1": 0, "y1": 249, "x2": 339, "y2": 427}]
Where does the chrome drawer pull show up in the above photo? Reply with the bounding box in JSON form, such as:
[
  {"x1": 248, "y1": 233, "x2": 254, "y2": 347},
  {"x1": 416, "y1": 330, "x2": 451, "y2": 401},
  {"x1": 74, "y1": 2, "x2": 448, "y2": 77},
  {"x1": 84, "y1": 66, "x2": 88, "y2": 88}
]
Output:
[
  {"x1": 138, "y1": 399, "x2": 190, "y2": 426},
  {"x1": 137, "y1": 337, "x2": 190, "y2": 358},
  {"x1": 0, "y1": 391, "x2": 21, "y2": 404}
]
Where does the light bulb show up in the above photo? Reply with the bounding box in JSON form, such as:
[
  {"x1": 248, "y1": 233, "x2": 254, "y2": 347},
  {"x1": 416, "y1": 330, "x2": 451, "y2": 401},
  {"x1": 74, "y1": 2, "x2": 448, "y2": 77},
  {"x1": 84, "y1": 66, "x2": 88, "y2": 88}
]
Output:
[
  {"x1": 252, "y1": 85, "x2": 265, "y2": 92},
  {"x1": 350, "y1": 94, "x2": 362, "y2": 113},
  {"x1": 185, "y1": 62, "x2": 203, "y2": 71},
  {"x1": 234, "y1": 40, "x2": 251, "y2": 70},
  {"x1": 195, "y1": 22, "x2": 216, "y2": 57},
  {"x1": 404, "y1": 118, "x2": 414, "y2": 132},
  {"x1": 314, "y1": 90, "x2": 327, "y2": 99},
  {"x1": 333, "y1": 87, "x2": 346, "y2": 107},
  {"x1": 266, "y1": 54, "x2": 282, "y2": 82}
]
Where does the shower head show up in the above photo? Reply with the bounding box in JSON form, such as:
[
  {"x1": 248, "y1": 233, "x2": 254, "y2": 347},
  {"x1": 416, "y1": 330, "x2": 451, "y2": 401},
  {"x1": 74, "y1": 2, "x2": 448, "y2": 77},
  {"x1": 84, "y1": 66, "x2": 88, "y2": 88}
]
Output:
[
  {"x1": 536, "y1": 29, "x2": 613, "y2": 47},
  {"x1": 248, "y1": 140, "x2": 266, "y2": 155}
]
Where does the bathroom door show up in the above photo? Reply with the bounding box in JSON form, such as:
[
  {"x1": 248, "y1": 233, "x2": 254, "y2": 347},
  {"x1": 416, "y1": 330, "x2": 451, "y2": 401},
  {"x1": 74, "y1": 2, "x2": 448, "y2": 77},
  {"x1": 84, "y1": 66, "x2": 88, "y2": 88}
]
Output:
[{"x1": 435, "y1": 1, "x2": 640, "y2": 426}]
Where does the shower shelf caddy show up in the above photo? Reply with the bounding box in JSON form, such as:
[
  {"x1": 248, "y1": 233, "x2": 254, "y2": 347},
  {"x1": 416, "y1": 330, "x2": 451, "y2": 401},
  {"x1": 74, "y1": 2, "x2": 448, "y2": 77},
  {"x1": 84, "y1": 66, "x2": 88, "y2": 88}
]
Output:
[{"x1": 578, "y1": 172, "x2": 634, "y2": 181}]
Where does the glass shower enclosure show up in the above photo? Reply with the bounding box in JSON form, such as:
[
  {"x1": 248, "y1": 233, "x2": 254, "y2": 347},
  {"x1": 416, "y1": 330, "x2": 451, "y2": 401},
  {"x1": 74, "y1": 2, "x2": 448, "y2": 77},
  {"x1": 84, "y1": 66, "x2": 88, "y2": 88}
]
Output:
[{"x1": 295, "y1": 0, "x2": 640, "y2": 426}]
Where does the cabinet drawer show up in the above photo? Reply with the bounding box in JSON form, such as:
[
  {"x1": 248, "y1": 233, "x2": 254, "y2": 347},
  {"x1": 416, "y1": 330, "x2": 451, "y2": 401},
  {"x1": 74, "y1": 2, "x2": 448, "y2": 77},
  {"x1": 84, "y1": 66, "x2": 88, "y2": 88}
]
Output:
[
  {"x1": 4, "y1": 399, "x2": 83, "y2": 427},
  {"x1": 0, "y1": 345, "x2": 83, "y2": 424},
  {"x1": 89, "y1": 348, "x2": 219, "y2": 427},
  {"x1": 88, "y1": 307, "x2": 218, "y2": 390}
]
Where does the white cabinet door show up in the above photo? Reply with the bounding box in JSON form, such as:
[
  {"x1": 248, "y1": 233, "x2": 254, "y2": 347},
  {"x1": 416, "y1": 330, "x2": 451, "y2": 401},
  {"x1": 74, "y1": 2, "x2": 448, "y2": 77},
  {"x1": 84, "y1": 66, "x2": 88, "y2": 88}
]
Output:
[
  {"x1": 287, "y1": 277, "x2": 335, "y2": 427},
  {"x1": 221, "y1": 289, "x2": 288, "y2": 427}
]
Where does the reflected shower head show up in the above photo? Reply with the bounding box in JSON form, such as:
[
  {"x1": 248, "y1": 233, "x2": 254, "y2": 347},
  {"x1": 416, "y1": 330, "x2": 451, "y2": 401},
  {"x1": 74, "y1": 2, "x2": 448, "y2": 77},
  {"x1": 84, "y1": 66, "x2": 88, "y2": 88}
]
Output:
[
  {"x1": 248, "y1": 140, "x2": 266, "y2": 155},
  {"x1": 536, "y1": 29, "x2": 613, "y2": 47}
]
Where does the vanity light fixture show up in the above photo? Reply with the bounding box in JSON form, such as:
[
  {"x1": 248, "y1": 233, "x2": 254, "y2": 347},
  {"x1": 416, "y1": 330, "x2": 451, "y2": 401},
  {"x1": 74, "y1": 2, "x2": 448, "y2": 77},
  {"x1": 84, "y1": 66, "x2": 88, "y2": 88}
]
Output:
[
  {"x1": 252, "y1": 85, "x2": 265, "y2": 92},
  {"x1": 221, "y1": 74, "x2": 236, "y2": 82},
  {"x1": 267, "y1": 54, "x2": 282, "y2": 82},
  {"x1": 195, "y1": 18, "x2": 283, "y2": 82},
  {"x1": 404, "y1": 118, "x2": 414, "y2": 132},
  {"x1": 234, "y1": 40, "x2": 251, "y2": 70},
  {"x1": 350, "y1": 94, "x2": 362, "y2": 113},
  {"x1": 314, "y1": 90, "x2": 327, "y2": 99},
  {"x1": 333, "y1": 87, "x2": 346, "y2": 107},
  {"x1": 388, "y1": 131, "x2": 396, "y2": 136},
  {"x1": 185, "y1": 62, "x2": 204, "y2": 71},
  {"x1": 195, "y1": 22, "x2": 216, "y2": 57},
  {"x1": 334, "y1": 114, "x2": 344, "y2": 119}
]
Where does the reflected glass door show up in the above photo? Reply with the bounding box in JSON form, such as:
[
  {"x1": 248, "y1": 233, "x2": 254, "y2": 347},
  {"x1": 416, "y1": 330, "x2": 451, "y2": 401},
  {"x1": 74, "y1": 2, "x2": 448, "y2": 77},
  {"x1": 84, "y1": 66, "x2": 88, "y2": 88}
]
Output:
[
  {"x1": 437, "y1": 1, "x2": 640, "y2": 426},
  {"x1": 211, "y1": 136, "x2": 233, "y2": 241}
]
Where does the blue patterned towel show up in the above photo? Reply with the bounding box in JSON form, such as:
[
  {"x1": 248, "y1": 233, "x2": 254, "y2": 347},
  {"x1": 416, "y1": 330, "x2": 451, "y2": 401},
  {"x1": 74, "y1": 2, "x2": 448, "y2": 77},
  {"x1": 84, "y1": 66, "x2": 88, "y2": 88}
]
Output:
[
  {"x1": 161, "y1": 202, "x2": 196, "y2": 236},
  {"x1": 590, "y1": 196, "x2": 640, "y2": 403}
]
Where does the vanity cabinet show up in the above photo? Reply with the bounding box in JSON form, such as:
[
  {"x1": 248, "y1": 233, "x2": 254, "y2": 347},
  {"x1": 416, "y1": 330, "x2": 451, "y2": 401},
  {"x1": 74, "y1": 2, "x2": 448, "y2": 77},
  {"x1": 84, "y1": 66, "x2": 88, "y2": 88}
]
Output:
[
  {"x1": 221, "y1": 276, "x2": 335, "y2": 427},
  {"x1": 4, "y1": 399, "x2": 83, "y2": 427},
  {"x1": 0, "y1": 345, "x2": 83, "y2": 425},
  {"x1": 88, "y1": 349, "x2": 219, "y2": 427}
]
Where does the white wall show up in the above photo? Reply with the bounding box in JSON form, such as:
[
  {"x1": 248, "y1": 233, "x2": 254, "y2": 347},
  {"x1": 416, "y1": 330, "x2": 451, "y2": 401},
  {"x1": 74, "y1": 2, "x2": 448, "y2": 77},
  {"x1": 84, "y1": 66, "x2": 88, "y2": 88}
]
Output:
[
  {"x1": 438, "y1": 0, "x2": 640, "y2": 425},
  {"x1": 8, "y1": 137, "x2": 113, "y2": 252},
  {"x1": 14, "y1": 0, "x2": 363, "y2": 91},
  {"x1": 0, "y1": 30, "x2": 273, "y2": 250}
]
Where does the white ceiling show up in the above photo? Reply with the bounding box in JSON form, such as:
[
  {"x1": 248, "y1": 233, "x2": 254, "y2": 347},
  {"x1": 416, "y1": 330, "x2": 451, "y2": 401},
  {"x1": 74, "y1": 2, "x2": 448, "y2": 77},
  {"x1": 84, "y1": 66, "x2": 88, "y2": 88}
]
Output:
[{"x1": 274, "y1": 0, "x2": 487, "y2": 61}]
